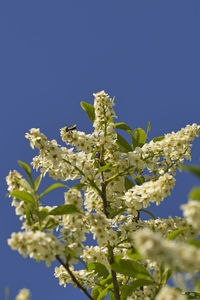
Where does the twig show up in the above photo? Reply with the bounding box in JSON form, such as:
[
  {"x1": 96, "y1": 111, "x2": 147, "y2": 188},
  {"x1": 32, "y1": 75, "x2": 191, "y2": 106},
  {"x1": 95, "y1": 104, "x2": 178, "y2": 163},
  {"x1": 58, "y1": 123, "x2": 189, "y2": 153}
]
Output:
[{"x1": 56, "y1": 255, "x2": 94, "y2": 300}]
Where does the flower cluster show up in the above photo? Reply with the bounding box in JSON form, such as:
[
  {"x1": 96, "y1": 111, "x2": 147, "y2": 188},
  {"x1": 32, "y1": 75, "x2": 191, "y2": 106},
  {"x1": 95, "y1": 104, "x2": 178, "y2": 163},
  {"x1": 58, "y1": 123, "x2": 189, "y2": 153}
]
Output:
[
  {"x1": 122, "y1": 173, "x2": 175, "y2": 213},
  {"x1": 88, "y1": 212, "x2": 118, "y2": 246},
  {"x1": 181, "y1": 200, "x2": 200, "y2": 231},
  {"x1": 8, "y1": 231, "x2": 65, "y2": 267},
  {"x1": 154, "y1": 286, "x2": 188, "y2": 300},
  {"x1": 54, "y1": 265, "x2": 95, "y2": 288},
  {"x1": 126, "y1": 123, "x2": 200, "y2": 176},
  {"x1": 62, "y1": 189, "x2": 87, "y2": 261},
  {"x1": 7, "y1": 91, "x2": 200, "y2": 300},
  {"x1": 134, "y1": 228, "x2": 200, "y2": 273}
]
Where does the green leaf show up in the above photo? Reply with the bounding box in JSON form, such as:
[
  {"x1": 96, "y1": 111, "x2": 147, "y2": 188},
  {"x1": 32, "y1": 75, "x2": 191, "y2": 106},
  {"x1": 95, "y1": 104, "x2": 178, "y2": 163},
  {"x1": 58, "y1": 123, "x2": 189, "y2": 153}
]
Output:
[
  {"x1": 126, "y1": 248, "x2": 143, "y2": 261},
  {"x1": 80, "y1": 101, "x2": 95, "y2": 123},
  {"x1": 120, "y1": 279, "x2": 154, "y2": 300},
  {"x1": 19, "y1": 178, "x2": 33, "y2": 192},
  {"x1": 87, "y1": 262, "x2": 109, "y2": 279},
  {"x1": 99, "y1": 275, "x2": 113, "y2": 286},
  {"x1": 97, "y1": 163, "x2": 113, "y2": 173},
  {"x1": 34, "y1": 175, "x2": 42, "y2": 191},
  {"x1": 195, "y1": 279, "x2": 200, "y2": 293},
  {"x1": 114, "y1": 122, "x2": 132, "y2": 134},
  {"x1": 39, "y1": 183, "x2": 69, "y2": 198},
  {"x1": 49, "y1": 204, "x2": 80, "y2": 216},
  {"x1": 43, "y1": 218, "x2": 59, "y2": 229},
  {"x1": 25, "y1": 204, "x2": 32, "y2": 225},
  {"x1": 152, "y1": 136, "x2": 165, "y2": 142},
  {"x1": 135, "y1": 175, "x2": 145, "y2": 185},
  {"x1": 167, "y1": 227, "x2": 192, "y2": 240},
  {"x1": 184, "y1": 291, "x2": 200, "y2": 299},
  {"x1": 108, "y1": 207, "x2": 125, "y2": 219},
  {"x1": 162, "y1": 268, "x2": 174, "y2": 282},
  {"x1": 132, "y1": 128, "x2": 147, "y2": 148},
  {"x1": 182, "y1": 165, "x2": 200, "y2": 178},
  {"x1": 111, "y1": 256, "x2": 151, "y2": 278},
  {"x1": 188, "y1": 239, "x2": 200, "y2": 248},
  {"x1": 10, "y1": 190, "x2": 35, "y2": 204},
  {"x1": 91, "y1": 275, "x2": 113, "y2": 300},
  {"x1": 124, "y1": 176, "x2": 135, "y2": 191},
  {"x1": 91, "y1": 286, "x2": 101, "y2": 300},
  {"x1": 97, "y1": 284, "x2": 113, "y2": 300},
  {"x1": 117, "y1": 133, "x2": 132, "y2": 153},
  {"x1": 110, "y1": 291, "x2": 115, "y2": 300},
  {"x1": 18, "y1": 160, "x2": 31, "y2": 175},
  {"x1": 189, "y1": 187, "x2": 200, "y2": 201},
  {"x1": 18, "y1": 160, "x2": 34, "y2": 188},
  {"x1": 38, "y1": 208, "x2": 49, "y2": 221},
  {"x1": 147, "y1": 122, "x2": 151, "y2": 135},
  {"x1": 139, "y1": 209, "x2": 156, "y2": 220},
  {"x1": 72, "y1": 183, "x2": 85, "y2": 190}
]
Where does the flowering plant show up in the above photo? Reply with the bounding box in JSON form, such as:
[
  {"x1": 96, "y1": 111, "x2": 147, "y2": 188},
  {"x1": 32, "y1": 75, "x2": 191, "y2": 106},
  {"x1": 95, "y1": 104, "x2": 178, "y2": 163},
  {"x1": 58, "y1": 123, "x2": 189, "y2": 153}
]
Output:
[{"x1": 7, "y1": 91, "x2": 200, "y2": 299}]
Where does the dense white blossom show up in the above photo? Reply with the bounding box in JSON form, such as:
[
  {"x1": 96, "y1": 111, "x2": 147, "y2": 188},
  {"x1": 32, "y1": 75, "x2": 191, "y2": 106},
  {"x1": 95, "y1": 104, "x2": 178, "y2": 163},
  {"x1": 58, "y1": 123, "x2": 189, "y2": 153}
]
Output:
[
  {"x1": 54, "y1": 265, "x2": 95, "y2": 288},
  {"x1": 134, "y1": 228, "x2": 200, "y2": 273},
  {"x1": 155, "y1": 286, "x2": 188, "y2": 300},
  {"x1": 88, "y1": 212, "x2": 118, "y2": 246},
  {"x1": 8, "y1": 231, "x2": 65, "y2": 267},
  {"x1": 7, "y1": 91, "x2": 200, "y2": 298},
  {"x1": 122, "y1": 173, "x2": 175, "y2": 212},
  {"x1": 181, "y1": 200, "x2": 200, "y2": 231}
]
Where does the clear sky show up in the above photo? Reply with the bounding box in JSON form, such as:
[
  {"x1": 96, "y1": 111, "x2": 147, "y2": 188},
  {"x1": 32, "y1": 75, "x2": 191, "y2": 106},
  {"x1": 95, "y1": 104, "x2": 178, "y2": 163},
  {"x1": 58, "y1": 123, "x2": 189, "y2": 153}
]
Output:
[{"x1": 1, "y1": 1, "x2": 200, "y2": 299}]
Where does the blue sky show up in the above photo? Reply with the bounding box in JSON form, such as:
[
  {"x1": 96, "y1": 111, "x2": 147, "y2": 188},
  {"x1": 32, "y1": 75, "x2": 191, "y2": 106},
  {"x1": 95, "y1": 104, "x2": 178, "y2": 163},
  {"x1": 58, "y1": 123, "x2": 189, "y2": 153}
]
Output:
[{"x1": 1, "y1": 1, "x2": 200, "y2": 299}]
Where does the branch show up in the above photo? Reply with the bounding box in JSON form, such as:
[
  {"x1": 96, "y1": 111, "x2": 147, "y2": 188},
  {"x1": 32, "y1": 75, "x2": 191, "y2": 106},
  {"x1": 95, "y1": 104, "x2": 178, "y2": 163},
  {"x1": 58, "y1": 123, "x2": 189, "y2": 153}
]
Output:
[
  {"x1": 97, "y1": 153, "x2": 121, "y2": 300},
  {"x1": 56, "y1": 255, "x2": 94, "y2": 300}
]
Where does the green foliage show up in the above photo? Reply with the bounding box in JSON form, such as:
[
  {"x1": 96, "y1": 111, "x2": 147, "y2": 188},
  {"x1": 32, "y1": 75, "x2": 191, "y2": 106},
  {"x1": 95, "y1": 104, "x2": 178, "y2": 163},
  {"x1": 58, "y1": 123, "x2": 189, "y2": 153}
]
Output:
[
  {"x1": 72, "y1": 183, "x2": 85, "y2": 190},
  {"x1": 184, "y1": 291, "x2": 200, "y2": 299},
  {"x1": 146, "y1": 121, "x2": 151, "y2": 135},
  {"x1": 91, "y1": 275, "x2": 113, "y2": 300},
  {"x1": 189, "y1": 187, "x2": 200, "y2": 201},
  {"x1": 37, "y1": 208, "x2": 49, "y2": 221},
  {"x1": 111, "y1": 255, "x2": 151, "y2": 279},
  {"x1": 139, "y1": 209, "x2": 156, "y2": 220},
  {"x1": 114, "y1": 122, "x2": 132, "y2": 134},
  {"x1": 124, "y1": 176, "x2": 135, "y2": 191},
  {"x1": 18, "y1": 160, "x2": 34, "y2": 188},
  {"x1": 135, "y1": 175, "x2": 145, "y2": 185},
  {"x1": 182, "y1": 165, "x2": 200, "y2": 179},
  {"x1": 119, "y1": 279, "x2": 154, "y2": 300},
  {"x1": 132, "y1": 128, "x2": 147, "y2": 148},
  {"x1": 97, "y1": 163, "x2": 113, "y2": 173},
  {"x1": 188, "y1": 239, "x2": 200, "y2": 248},
  {"x1": 126, "y1": 248, "x2": 143, "y2": 261},
  {"x1": 10, "y1": 190, "x2": 35, "y2": 205},
  {"x1": 39, "y1": 183, "x2": 69, "y2": 199},
  {"x1": 87, "y1": 262, "x2": 109, "y2": 279},
  {"x1": 152, "y1": 136, "x2": 165, "y2": 142},
  {"x1": 167, "y1": 227, "x2": 192, "y2": 240},
  {"x1": 34, "y1": 174, "x2": 42, "y2": 191},
  {"x1": 48, "y1": 204, "x2": 80, "y2": 215},
  {"x1": 80, "y1": 101, "x2": 95, "y2": 123},
  {"x1": 117, "y1": 133, "x2": 133, "y2": 152}
]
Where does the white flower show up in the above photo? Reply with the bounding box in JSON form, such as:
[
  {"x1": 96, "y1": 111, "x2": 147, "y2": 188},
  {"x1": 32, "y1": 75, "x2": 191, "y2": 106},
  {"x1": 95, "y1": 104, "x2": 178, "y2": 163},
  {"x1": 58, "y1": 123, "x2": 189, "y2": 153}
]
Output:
[
  {"x1": 181, "y1": 200, "x2": 200, "y2": 231},
  {"x1": 15, "y1": 288, "x2": 30, "y2": 300},
  {"x1": 88, "y1": 212, "x2": 118, "y2": 247},
  {"x1": 134, "y1": 228, "x2": 200, "y2": 273},
  {"x1": 54, "y1": 265, "x2": 95, "y2": 288},
  {"x1": 8, "y1": 231, "x2": 65, "y2": 267},
  {"x1": 155, "y1": 286, "x2": 188, "y2": 300},
  {"x1": 122, "y1": 173, "x2": 175, "y2": 210}
]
